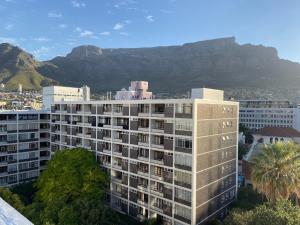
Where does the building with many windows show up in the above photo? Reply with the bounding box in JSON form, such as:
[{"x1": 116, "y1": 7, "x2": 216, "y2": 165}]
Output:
[
  {"x1": 239, "y1": 100, "x2": 300, "y2": 130},
  {"x1": 0, "y1": 110, "x2": 50, "y2": 186},
  {"x1": 50, "y1": 88, "x2": 239, "y2": 225}
]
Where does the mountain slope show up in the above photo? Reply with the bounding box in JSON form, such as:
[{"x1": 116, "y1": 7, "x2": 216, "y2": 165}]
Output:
[
  {"x1": 0, "y1": 43, "x2": 57, "y2": 90},
  {"x1": 38, "y1": 37, "x2": 300, "y2": 93},
  {"x1": 1, "y1": 37, "x2": 300, "y2": 93}
]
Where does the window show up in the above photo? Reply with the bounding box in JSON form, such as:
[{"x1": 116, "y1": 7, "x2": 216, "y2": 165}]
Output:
[
  {"x1": 174, "y1": 171, "x2": 191, "y2": 185},
  {"x1": 176, "y1": 104, "x2": 192, "y2": 114},
  {"x1": 175, "y1": 138, "x2": 192, "y2": 149},
  {"x1": 175, "y1": 188, "x2": 191, "y2": 202},
  {"x1": 175, "y1": 119, "x2": 193, "y2": 131},
  {"x1": 175, "y1": 154, "x2": 192, "y2": 167},
  {"x1": 174, "y1": 204, "x2": 191, "y2": 220}
]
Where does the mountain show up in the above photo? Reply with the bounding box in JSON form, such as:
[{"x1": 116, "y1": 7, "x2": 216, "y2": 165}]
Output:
[
  {"x1": 38, "y1": 37, "x2": 300, "y2": 93},
  {"x1": 0, "y1": 43, "x2": 56, "y2": 90},
  {"x1": 1, "y1": 37, "x2": 300, "y2": 93}
]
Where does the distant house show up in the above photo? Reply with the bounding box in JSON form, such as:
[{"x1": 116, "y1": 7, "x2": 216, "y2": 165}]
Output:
[
  {"x1": 242, "y1": 127, "x2": 300, "y2": 186},
  {"x1": 0, "y1": 197, "x2": 33, "y2": 225}
]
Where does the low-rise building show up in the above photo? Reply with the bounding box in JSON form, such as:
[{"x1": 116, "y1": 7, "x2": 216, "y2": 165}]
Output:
[{"x1": 242, "y1": 126, "x2": 300, "y2": 186}]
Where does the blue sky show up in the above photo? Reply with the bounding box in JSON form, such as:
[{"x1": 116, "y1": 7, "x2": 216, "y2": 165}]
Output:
[{"x1": 0, "y1": 0, "x2": 300, "y2": 62}]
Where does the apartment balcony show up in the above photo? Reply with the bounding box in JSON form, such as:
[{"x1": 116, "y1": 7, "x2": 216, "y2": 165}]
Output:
[
  {"x1": 0, "y1": 161, "x2": 8, "y2": 166},
  {"x1": 40, "y1": 155, "x2": 51, "y2": 161},
  {"x1": 112, "y1": 175, "x2": 122, "y2": 184},
  {"x1": 122, "y1": 162, "x2": 128, "y2": 171},
  {"x1": 112, "y1": 136, "x2": 123, "y2": 143},
  {"x1": 103, "y1": 124, "x2": 112, "y2": 128},
  {"x1": 151, "y1": 203, "x2": 164, "y2": 213},
  {"x1": 103, "y1": 148, "x2": 111, "y2": 154},
  {"x1": 112, "y1": 189, "x2": 122, "y2": 197},
  {"x1": 129, "y1": 191, "x2": 137, "y2": 203},
  {"x1": 163, "y1": 154, "x2": 173, "y2": 167},
  {"x1": 101, "y1": 160, "x2": 111, "y2": 167},
  {"x1": 138, "y1": 141, "x2": 148, "y2": 147},
  {"x1": 130, "y1": 148, "x2": 138, "y2": 159},
  {"x1": 137, "y1": 182, "x2": 148, "y2": 192},
  {"x1": 174, "y1": 180, "x2": 191, "y2": 189},
  {"x1": 151, "y1": 140, "x2": 164, "y2": 149},
  {"x1": 130, "y1": 164, "x2": 137, "y2": 174},
  {"x1": 137, "y1": 154, "x2": 148, "y2": 162},
  {"x1": 151, "y1": 173, "x2": 164, "y2": 182},
  {"x1": 137, "y1": 198, "x2": 148, "y2": 207},
  {"x1": 122, "y1": 134, "x2": 129, "y2": 144},
  {"x1": 122, "y1": 175, "x2": 128, "y2": 185},
  {"x1": 138, "y1": 126, "x2": 149, "y2": 132},
  {"x1": 112, "y1": 162, "x2": 122, "y2": 170},
  {"x1": 103, "y1": 136, "x2": 111, "y2": 141},
  {"x1": 163, "y1": 187, "x2": 173, "y2": 200},
  {"x1": 122, "y1": 147, "x2": 128, "y2": 157},
  {"x1": 112, "y1": 149, "x2": 122, "y2": 156},
  {"x1": 151, "y1": 157, "x2": 164, "y2": 165},
  {"x1": 130, "y1": 176, "x2": 138, "y2": 188},
  {"x1": 137, "y1": 168, "x2": 149, "y2": 177},
  {"x1": 121, "y1": 188, "x2": 128, "y2": 199},
  {"x1": 163, "y1": 171, "x2": 173, "y2": 184}
]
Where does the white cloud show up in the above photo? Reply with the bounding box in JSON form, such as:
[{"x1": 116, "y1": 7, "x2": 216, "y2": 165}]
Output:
[
  {"x1": 71, "y1": 1, "x2": 86, "y2": 8},
  {"x1": 33, "y1": 46, "x2": 51, "y2": 58},
  {"x1": 5, "y1": 24, "x2": 13, "y2": 30},
  {"x1": 59, "y1": 24, "x2": 67, "y2": 29},
  {"x1": 146, "y1": 15, "x2": 154, "y2": 22},
  {"x1": 124, "y1": 19, "x2": 131, "y2": 24},
  {"x1": 79, "y1": 30, "x2": 94, "y2": 37},
  {"x1": 48, "y1": 12, "x2": 62, "y2": 18},
  {"x1": 100, "y1": 31, "x2": 110, "y2": 36},
  {"x1": 113, "y1": 23, "x2": 124, "y2": 30},
  {"x1": 75, "y1": 27, "x2": 97, "y2": 38},
  {"x1": 120, "y1": 32, "x2": 129, "y2": 36},
  {"x1": 33, "y1": 37, "x2": 50, "y2": 42}
]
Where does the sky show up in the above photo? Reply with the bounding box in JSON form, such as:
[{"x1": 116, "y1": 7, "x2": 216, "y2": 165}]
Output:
[{"x1": 0, "y1": 0, "x2": 300, "y2": 62}]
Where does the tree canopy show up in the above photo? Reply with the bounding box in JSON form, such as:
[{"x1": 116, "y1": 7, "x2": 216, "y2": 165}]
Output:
[
  {"x1": 27, "y1": 148, "x2": 110, "y2": 225},
  {"x1": 224, "y1": 201, "x2": 300, "y2": 225}
]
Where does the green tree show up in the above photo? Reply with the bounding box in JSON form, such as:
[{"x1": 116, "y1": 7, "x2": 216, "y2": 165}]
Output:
[
  {"x1": 27, "y1": 148, "x2": 109, "y2": 225},
  {"x1": 224, "y1": 201, "x2": 300, "y2": 225},
  {"x1": 11, "y1": 181, "x2": 36, "y2": 205},
  {"x1": 251, "y1": 142, "x2": 300, "y2": 203},
  {"x1": 0, "y1": 187, "x2": 25, "y2": 213}
]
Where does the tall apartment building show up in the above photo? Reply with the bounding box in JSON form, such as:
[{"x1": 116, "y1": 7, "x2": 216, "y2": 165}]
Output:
[
  {"x1": 50, "y1": 88, "x2": 239, "y2": 225},
  {"x1": 239, "y1": 100, "x2": 300, "y2": 130},
  {"x1": 0, "y1": 110, "x2": 50, "y2": 186}
]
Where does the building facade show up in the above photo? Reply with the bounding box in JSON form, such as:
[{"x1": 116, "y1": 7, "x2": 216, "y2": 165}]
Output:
[
  {"x1": 43, "y1": 85, "x2": 90, "y2": 110},
  {"x1": 50, "y1": 90, "x2": 238, "y2": 225},
  {"x1": 115, "y1": 81, "x2": 153, "y2": 100},
  {"x1": 0, "y1": 110, "x2": 50, "y2": 186},
  {"x1": 239, "y1": 100, "x2": 299, "y2": 130}
]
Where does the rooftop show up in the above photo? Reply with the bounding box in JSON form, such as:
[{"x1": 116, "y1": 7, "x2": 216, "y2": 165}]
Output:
[{"x1": 254, "y1": 127, "x2": 300, "y2": 138}]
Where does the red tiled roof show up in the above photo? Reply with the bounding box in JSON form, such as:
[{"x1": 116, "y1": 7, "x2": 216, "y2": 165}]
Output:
[{"x1": 254, "y1": 127, "x2": 300, "y2": 138}]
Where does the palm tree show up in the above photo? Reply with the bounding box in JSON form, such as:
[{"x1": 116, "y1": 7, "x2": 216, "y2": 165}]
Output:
[{"x1": 251, "y1": 141, "x2": 300, "y2": 204}]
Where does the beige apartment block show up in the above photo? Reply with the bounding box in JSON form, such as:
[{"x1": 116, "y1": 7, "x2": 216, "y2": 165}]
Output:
[{"x1": 50, "y1": 90, "x2": 239, "y2": 225}]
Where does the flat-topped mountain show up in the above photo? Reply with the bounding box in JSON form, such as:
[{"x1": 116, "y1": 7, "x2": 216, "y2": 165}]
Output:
[{"x1": 1, "y1": 37, "x2": 300, "y2": 93}]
